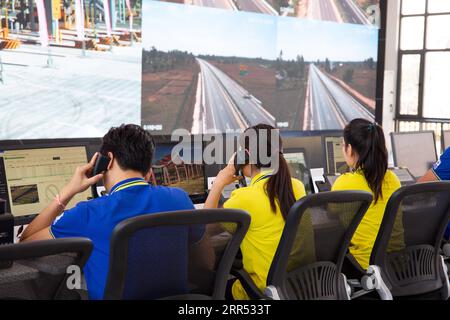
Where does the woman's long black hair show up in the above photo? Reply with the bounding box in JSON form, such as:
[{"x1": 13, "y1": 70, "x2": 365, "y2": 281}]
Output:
[
  {"x1": 242, "y1": 124, "x2": 295, "y2": 220},
  {"x1": 343, "y1": 118, "x2": 388, "y2": 203}
]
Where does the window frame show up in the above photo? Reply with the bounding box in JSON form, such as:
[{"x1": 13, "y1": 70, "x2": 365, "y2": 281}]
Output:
[{"x1": 396, "y1": 0, "x2": 450, "y2": 123}]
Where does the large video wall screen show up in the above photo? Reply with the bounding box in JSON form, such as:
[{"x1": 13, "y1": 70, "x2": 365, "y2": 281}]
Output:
[{"x1": 142, "y1": 0, "x2": 380, "y2": 135}]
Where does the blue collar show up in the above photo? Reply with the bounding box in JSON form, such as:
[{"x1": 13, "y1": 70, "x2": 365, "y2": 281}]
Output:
[{"x1": 109, "y1": 177, "x2": 147, "y2": 194}]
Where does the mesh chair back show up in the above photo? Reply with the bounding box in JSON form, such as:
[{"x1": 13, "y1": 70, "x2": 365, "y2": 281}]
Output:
[
  {"x1": 0, "y1": 238, "x2": 93, "y2": 299},
  {"x1": 267, "y1": 191, "x2": 372, "y2": 300},
  {"x1": 103, "y1": 209, "x2": 250, "y2": 300},
  {"x1": 371, "y1": 182, "x2": 450, "y2": 297}
]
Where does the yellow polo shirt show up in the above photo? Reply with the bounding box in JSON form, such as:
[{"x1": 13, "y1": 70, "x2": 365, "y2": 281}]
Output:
[
  {"x1": 223, "y1": 171, "x2": 307, "y2": 300},
  {"x1": 331, "y1": 170, "x2": 401, "y2": 269}
]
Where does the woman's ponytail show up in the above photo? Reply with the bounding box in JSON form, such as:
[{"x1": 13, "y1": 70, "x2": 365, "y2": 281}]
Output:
[
  {"x1": 344, "y1": 119, "x2": 388, "y2": 203},
  {"x1": 243, "y1": 124, "x2": 296, "y2": 220},
  {"x1": 266, "y1": 152, "x2": 296, "y2": 220}
]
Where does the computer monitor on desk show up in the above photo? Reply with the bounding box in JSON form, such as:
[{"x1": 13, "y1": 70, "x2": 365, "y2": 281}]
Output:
[
  {"x1": 0, "y1": 145, "x2": 92, "y2": 225},
  {"x1": 324, "y1": 174, "x2": 340, "y2": 188},
  {"x1": 151, "y1": 141, "x2": 206, "y2": 204},
  {"x1": 323, "y1": 136, "x2": 349, "y2": 174},
  {"x1": 444, "y1": 131, "x2": 450, "y2": 150},
  {"x1": 284, "y1": 148, "x2": 312, "y2": 194},
  {"x1": 391, "y1": 131, "x2": 437, "y2": 179}
]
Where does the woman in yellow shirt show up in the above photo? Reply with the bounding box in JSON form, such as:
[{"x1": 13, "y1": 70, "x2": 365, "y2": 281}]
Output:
[
  {"x1": 204, "y1": 124, "x2": 307, "y2": 300},
  {"x1": 332, "y1": 119, "x2": 401, "y2": 271}
]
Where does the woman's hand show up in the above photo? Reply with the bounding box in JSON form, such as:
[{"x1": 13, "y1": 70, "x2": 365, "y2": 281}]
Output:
[
  {"x1": 213, "y1": 153, "x2": 242, "y2": 188},
  {"x1": 204, "y1": 154, "x2": 242, "y2": 210}
]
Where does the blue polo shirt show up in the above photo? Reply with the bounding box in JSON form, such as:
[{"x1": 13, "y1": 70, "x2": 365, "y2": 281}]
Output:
[
  {"x1": 431, "y1": 147, "x2": 450, "y2": 240},
  {"x1": 50, "y1": 178, "x2": 199, "y2": 300},
  {"x1": 432, "y1": 147, "x2": 450, "y2": 181}
]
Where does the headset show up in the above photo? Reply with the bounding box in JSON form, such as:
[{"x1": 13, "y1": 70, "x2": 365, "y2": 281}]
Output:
[
  {"x1": 233, "y1": 148, "x2": 250, "y2": 188},
  {"x1": 91, "y1": 153, "x2": 111, "y2": 198},
  {"x1": 90, "y1": 137, "x2": 156, "y2": 198}
]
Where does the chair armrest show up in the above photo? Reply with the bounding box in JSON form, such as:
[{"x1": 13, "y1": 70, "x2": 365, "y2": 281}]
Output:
[
  {"x1": 346, "y1": 265, "x2": 393, "y2": 300},
  {"x1": 264, "y1": 285, "x2": 284, "y2": 300},
  {"x1": 443, "y1": 244, "x2": 450, "y2": 259},
  {"x1": 230, "y1": 268, "x2": 266, "y2": 300},
  {"x1": 360, "y1": 265, "x2": 393, "y2": 300}
]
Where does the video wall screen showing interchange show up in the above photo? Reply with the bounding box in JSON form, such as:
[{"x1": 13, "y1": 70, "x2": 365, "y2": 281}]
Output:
[{"x1": 0, "y1": 0, "x2": 380, "y2": 140}]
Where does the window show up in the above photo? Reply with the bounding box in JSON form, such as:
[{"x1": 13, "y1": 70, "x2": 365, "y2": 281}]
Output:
[{"x1": 397, "y1": 0, "x2": 450, "y2": 122}]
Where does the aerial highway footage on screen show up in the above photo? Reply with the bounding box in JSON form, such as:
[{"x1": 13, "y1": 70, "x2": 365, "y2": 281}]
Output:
[{"x1": 141, "y1": 0, "x2": 379, "y2": 135}]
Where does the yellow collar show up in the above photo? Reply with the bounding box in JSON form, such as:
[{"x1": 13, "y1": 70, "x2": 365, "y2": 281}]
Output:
[{"x1": 250, "y1": 171, "x2": 273, "y2": 186}]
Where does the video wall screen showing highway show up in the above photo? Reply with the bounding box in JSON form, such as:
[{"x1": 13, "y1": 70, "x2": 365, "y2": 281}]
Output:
[
  {"x1": 160, "y1": 0, "x2": 381, "y2": 26},
  {"x1": 142, "y1": 0, "x2": 379, "y2": 135},
  {"x1": 0, "y1": 0, "x2": 142, "y2": 139}
]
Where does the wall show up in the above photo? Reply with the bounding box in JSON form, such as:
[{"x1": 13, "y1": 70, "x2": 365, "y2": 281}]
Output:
[{"x1": 382, "y1": 0, "x2": 401, "y2": 165}]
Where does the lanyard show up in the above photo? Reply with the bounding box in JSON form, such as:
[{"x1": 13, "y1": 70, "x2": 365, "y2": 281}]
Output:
[
  {"x1": 110, "y1": 179, "x2": 149, "y2": 194},
  {"x1": 252, "y1": 174, "x2": 272, "y2": 186}
]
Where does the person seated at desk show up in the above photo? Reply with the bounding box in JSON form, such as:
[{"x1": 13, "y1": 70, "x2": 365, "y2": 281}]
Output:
[
  {"x1": 331, "y1": 119, "x2": 401, "y2": 272},
  {"x1": 204, "y1": 124, "x2": 307, "y2": 300},
  {"x1": 418, "y1": 146, "x2": 450, "y2": 240},
  {"x1": 19, "y1": 124, "x2": 199, "y2": 300}
]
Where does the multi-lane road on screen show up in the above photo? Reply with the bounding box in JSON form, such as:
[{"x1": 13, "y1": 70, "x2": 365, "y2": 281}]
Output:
[
  {"x1": 308, "y1": 0, "x2": 371, "y2": 25},
  {"x1": 307, "y1": 64, "x2": 374, "y2": 130},
  {"x1": 196, "y1": 59, "x2": 275, "y2": 133}
]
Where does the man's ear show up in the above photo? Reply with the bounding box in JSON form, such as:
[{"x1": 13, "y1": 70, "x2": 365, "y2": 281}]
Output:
[{"x1": 107, "y1": 152, "x2": 114, "y2": 170}]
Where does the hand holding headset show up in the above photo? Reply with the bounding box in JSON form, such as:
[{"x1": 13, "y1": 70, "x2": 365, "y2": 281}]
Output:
[
  {"x1": 233, "y1": 149, "x2": 250, "y2": 188},
  {"x1": 91, "y1": 153, "x2": 111, "y2": 198}
]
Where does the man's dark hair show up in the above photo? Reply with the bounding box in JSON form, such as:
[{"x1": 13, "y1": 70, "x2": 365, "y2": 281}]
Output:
[{"x1": 100, "y1": 124, "x2": 155, "y2": 176}]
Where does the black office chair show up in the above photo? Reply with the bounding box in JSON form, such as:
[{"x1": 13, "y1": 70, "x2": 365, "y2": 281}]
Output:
[
  {"x1": 232, "y1": 191, "x2": 373, "y2": 300},
  {"x1": 359, "y1": 182, "x2": 450, "y2": 300},
  {"x1": 103, "y1": 209, "x2": 251, "y2": 300},
  {"x1": 0, "y1": 238, "x2": 93, "y2": 300}
]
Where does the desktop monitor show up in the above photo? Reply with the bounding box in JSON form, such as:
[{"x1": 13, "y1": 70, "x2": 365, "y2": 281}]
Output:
[
  {"x1": 323, "y1": 136, "x2": 350, "y2": 174},
  {"x1": 284, "y1": 148, "x2": 312, "y2": 194},
  {"x1": 152, "y1": 141, "x2": 206, "y2": 203},
  {"x1": 324, "y1": 174, "x2": 341, "y2": 188},
  {"x1": 444, "y1": 131, "x2": 450, "y2": 150},
  {"x1": 391, "y1": 131, "x2": 438, "y2": 179},
  {"x1": 0, "y1": 145, "x2": 92, "y2": 223}
]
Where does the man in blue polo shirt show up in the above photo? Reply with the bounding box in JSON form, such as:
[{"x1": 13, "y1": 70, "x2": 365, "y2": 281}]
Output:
[
  {"x1": 418, "y1": 146, "x2": 450, "y2": 240},
  {"x1": 20, "y1": 124, "x2": 199, "y2": 299}
]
